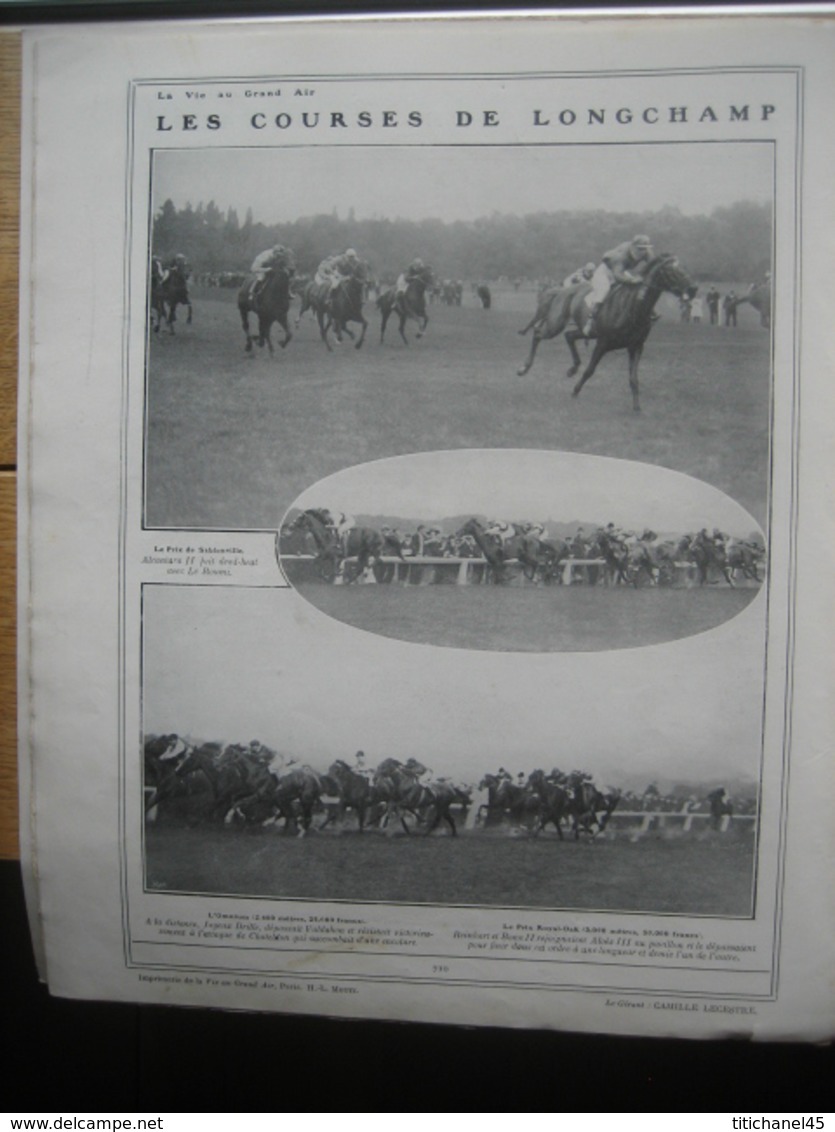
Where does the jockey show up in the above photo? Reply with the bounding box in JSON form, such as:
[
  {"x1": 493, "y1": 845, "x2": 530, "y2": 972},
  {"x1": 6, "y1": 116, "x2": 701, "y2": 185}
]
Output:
[
  {"x1": 524, "y1": 521, "x2": 546, "y2": 538},
  {"x1": 159, "y1": 252, "x2": 189, "y2": 288},
  {"x1": 604, "y1": 521, "x2": 627, "y2": 546},
  {"x1": 165, "y1": 252, "x2": 188, "y2": 277},
  {"x1": 562, "y1": 261, "x2": 596, "y2": 288},
  {"x1": 316, "y1": 248, "x2": 361, "y2": 292},
  {"x1": 269, "y1": 753, "x2": 300, "y2": 780},
  {"x1": 353, "y1": 750, "x2": 374, "y2": 779},
  {"x1": 249, "y1": 244, "x2": 295, "y2": 299},
  {"x1": 584, "y1": 234, "x2": 654, "y2": 335},
  {"x1": 332, "y1": 511, "x2": 356, "y2": 554},
  {"x1": 693, "y1": 528, "x2": 711, "y2": 552},
  {"x1": 485, "y1": 519, "x2": 514, "y2": 545},
  {"x1": 404, "y1": 757, "x2": 432, "y2": 785},
  {"x1": 394, "y1": 257, "x2": 425, "y2": 297}
]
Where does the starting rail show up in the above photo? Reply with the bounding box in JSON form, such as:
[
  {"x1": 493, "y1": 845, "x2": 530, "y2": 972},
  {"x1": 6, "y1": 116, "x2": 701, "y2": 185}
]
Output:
[{"x1": 280, "y1": 553, "x2": 707, "y2": 585}]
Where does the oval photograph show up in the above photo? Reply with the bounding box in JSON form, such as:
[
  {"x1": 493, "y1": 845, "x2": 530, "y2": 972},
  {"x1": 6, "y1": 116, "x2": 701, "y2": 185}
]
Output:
[{"x1": 277, "y1": 449, "x2": 765, "y2": 653}]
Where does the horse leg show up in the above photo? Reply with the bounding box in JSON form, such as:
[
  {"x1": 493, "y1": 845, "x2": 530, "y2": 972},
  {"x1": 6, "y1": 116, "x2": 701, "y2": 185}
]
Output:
[
  {"x1": 571, "y1": 340, "x2": 606, "y2": 399},
  {"x1": 416, "y1": 314, "x2": 427, "y2": 340},
  {"x1": 317, "y1": 310, "x2": 333, "y2": 352},
  {"x1": 239, "y1": 307, "x2": 255, "y2": 355},
  {"x1": 398, "y1": 313, "x2": 409, "y2": 347},
  {"x1": 517, "y1": 326, "x2": 547, "y2": 375},
  {"x1": 627, "y1": 344, "x2": 643, "y2": 413},
  {"x1": 565, "y1": 329, "x2": 587, "y2": 379},
  {"x1": 354, "y1": 314, "x2": 367, "y2": 350},
  {"x1": 380, "y1": 305, "x2": 390, "y2": 344},
  {"x1": 278, "y1": 316, "x2": 292, "y2": 349},
  {"x1": 186, "y1": 302, "x2": 193, "y2": 325},
  {"x1": 260, "y1": 318, "x2": 274, "y2": 356}
]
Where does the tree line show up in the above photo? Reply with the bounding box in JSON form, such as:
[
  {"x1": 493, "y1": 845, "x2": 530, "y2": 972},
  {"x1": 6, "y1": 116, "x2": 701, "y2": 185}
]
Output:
[{"x1": 153, "y1": 198, "x2": 772, "y2": 284}]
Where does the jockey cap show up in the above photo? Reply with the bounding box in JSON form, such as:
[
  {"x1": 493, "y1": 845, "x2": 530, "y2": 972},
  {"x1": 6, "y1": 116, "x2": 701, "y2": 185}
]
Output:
[
  {"x1": 631, "y1": 235, "x2": 653, "y2": 250},
  {"x1": 345, "y1": 248, "x2": 358, "y2": 259},
  {"x1": 583, "y1": 262, "x2": 596, "y2": 274}
]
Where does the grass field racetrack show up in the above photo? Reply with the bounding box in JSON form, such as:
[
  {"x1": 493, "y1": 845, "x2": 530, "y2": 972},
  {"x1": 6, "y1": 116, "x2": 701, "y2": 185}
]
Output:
[
  {"x1": 145, "y1": 289, "x2": 770, "y2": 531},
  {"x1": 294, "y1": 581, "x2": 761, "y2": 651},
  {"x1": 145, "y1": 823, "x2": 755, "y2": 916}
]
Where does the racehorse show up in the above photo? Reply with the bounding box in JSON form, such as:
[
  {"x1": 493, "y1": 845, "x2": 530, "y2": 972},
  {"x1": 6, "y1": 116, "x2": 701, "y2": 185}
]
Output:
[
  {"x1": 377, "y1": 265, "x2": 434, "y2": 345},
  {"x1": 526, "y1": 770, "x2": 570, "y2": 839},
  {"x1": 590, "y1": 530, "x2": 633, "y2": 586},
  {"x1": 144, "y1": 734, "x2": 191, "y2": 817},
  {"x1": 167, "y1": 742, "x2": 275, "y2": 824},
  {"x1": 477, "y1": 773, "x2": 539, "y2": 830},
  {"x1": 373, "y1": 757, "x2": 432, "y2": 834},
  {"x1": 678, "y1": 535, "x2": 735, "y2": 587},
  {"x1": 324, "y1": 260, "x2": 370, "y2": 350},
  {"x1": 622, "y1": 538, "x2": 660, "y2": 587},
  {"x1": 237, "y1": 265, "x2": 293, "y2": 356},
  {"x1": 568, "y1": 777, "x2": 621, "y2": 840},
  {"x1": 734, "y1": 280, "x2": 771, "y2": 329},
  {"x1": 151, "y1": 260, "x2": 192, "y2": 334},
  {"x1": 283, "y1": 509, "x2": 385, "y2": 583},
  {"x1": 454, "y1": 518, "x2": 558, "y2": 584},
  {"x1": 725, "y1": 539, "x2": 765, "y2": 583},
  {"x1": 418, "y1": 779, "x2": 472, "y2": 837},
  {"x1": 267, "y1": 765, "x2": 324, "y2": 836},
  {"x1": 322, "y1": 760, "x2": 380, "y2": 832},
  {"x1": 517, "y1": 254, "x2": 698, "y2": 412},
  {"x1": 295, "y1": 278, "x2": 326, "y2": 331}
]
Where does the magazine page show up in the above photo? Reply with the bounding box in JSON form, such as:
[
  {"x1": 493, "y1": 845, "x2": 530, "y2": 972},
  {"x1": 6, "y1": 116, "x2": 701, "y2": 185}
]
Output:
[{"x1": 18, "y1": 10, "x2": 835, "y2": 1038}]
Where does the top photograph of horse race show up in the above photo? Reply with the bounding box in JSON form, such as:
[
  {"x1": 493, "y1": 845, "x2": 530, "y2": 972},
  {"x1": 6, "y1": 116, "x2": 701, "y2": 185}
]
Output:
[{"x1": 144, "y1": 142, "x2": 773, "y2": 534}]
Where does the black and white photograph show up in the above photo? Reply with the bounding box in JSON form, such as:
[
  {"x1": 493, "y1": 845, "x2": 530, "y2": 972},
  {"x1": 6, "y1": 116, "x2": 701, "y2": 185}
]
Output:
[
  {"x1": 277, "y1": 448, "x2": 765, "y2": 652},
  {"x1": 145, "y1": 141, "x2": 773, "y2": 534},
  {"x1": 142, "y1": 582, "x2": 761, "y2": 918}
]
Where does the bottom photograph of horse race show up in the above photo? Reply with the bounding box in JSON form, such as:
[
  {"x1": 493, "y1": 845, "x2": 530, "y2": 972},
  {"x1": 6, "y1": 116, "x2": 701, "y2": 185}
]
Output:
[{"x1": 142, "y1": 565, "x2": 764, "y2": 917}]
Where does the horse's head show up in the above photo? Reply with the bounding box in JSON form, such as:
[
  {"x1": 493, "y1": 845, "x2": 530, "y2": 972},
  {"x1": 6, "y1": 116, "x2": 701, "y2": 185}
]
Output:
[
  {"x1": 647, "y1": 254, "x2": 697, "y2": 298},
  {"x1": 301, "y1": 508, "x2": 333, "y2": 531}
]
